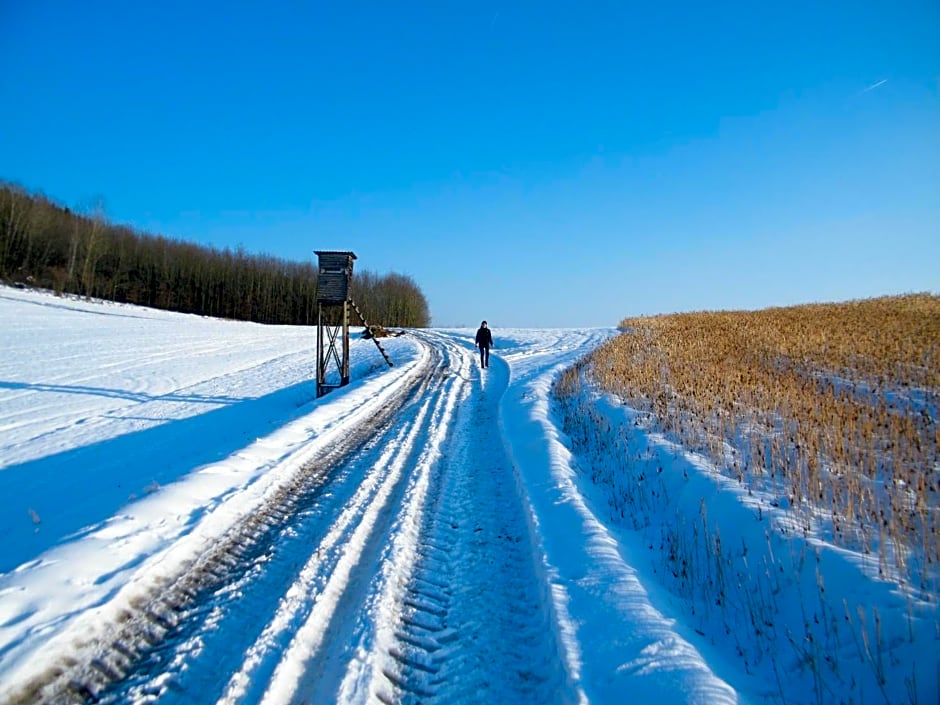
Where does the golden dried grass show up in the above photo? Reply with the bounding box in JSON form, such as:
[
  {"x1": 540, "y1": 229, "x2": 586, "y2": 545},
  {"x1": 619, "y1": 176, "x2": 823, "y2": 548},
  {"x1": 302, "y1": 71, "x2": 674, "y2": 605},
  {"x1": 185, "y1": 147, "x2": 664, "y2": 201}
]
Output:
[{"x1": 590, "y1": 293, "x2": 939, "y2": 589}]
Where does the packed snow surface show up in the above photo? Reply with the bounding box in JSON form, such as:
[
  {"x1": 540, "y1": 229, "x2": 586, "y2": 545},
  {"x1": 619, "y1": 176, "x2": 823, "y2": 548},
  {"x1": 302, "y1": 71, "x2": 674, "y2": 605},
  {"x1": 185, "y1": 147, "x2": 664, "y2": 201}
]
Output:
[{"x1": 0, "y1": 285, "x2": 935, "y2": 704}]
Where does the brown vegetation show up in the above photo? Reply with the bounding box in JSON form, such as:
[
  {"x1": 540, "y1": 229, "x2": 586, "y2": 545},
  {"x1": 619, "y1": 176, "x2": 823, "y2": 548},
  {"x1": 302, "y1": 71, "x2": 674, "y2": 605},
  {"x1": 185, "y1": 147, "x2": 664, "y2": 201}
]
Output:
[
  {"x1": 588, "y1": 294, "x2": 939, "y2": 589},
  {"x1": 1, "y1": 182, "x2": 430, "y2": 327}
]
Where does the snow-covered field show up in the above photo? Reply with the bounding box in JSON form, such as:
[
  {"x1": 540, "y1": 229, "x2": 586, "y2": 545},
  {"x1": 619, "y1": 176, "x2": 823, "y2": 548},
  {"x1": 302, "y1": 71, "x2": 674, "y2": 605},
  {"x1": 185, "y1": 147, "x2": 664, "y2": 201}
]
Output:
[{"x1": 0, "y1": 285, "x2": 935, "y2": 704}]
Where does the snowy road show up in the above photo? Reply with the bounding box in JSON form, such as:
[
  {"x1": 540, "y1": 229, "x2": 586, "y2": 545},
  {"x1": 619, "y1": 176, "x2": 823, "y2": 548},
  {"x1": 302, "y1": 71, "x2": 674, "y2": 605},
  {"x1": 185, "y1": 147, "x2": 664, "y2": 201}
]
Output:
[
  {"x1": 101, "y1": 335, "x2": 564, "y2": 705},
  {"x1": 1, "y1": 288, "x2": 748, "y2": 704},
  {"x1": 4, "y1": 331, "x2": 575, "y2": 704}
]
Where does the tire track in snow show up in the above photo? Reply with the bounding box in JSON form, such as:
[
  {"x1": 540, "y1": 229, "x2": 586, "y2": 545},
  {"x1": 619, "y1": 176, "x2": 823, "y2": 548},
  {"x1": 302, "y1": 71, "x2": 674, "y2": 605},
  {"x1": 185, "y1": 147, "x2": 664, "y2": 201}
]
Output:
[
  {"x1": 87, "y1": 342, "x2": 462, "y2": 705},
  {"x1": 249, "y1": 343, "x2": 468, "y2": 705},
  {"x1": 337, "y1": 331, "x2": 576, "y2": 704},
  {"x1": 3, "y1": 346, "x2": 437, "y2": 705}
]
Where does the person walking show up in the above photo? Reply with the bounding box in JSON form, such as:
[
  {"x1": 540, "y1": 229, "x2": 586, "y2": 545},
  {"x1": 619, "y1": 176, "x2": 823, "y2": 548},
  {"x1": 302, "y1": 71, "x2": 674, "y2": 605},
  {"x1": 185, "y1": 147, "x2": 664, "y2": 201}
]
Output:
[{"x1": 475, "y1": 320, "x2": 493, "y2": 368}]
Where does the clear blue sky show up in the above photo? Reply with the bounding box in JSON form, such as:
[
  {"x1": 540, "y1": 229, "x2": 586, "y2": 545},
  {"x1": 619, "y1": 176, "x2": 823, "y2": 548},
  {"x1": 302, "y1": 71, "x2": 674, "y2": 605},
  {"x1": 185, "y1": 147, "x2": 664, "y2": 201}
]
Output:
[{"x1": 2, "y1": 1, "x2": 938, "y2": 327}]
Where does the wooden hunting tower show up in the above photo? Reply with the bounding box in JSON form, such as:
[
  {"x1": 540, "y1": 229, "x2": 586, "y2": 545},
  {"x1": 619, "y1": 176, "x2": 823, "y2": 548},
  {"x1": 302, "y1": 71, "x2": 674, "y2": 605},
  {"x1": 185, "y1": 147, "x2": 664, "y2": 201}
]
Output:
[
  {"x1": 314, "y1": 250, "x2": 392, "y2": 398},
  {"x1": 315, "y1": 250, "x2": 356, "y2": 398}
]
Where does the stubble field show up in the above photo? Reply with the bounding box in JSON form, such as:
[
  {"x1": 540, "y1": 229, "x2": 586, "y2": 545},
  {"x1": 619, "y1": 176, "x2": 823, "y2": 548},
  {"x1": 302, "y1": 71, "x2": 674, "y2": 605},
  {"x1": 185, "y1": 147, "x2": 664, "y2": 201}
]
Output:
[{"x1": 591, "y1": 293, "x2": 939, "y2": 592}]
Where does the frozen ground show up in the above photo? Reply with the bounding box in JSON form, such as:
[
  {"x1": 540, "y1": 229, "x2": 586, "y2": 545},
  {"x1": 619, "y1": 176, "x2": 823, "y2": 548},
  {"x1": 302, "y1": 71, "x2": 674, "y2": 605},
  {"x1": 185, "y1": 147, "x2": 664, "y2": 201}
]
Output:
[{"x1": 0, "y1": 285, "x2": 935, "y2": 704}]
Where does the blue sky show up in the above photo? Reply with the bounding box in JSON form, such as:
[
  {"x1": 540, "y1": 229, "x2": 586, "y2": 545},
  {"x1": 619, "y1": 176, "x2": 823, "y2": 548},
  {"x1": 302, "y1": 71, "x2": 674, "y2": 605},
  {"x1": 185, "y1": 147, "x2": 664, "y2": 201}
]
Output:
[{"x1": 2, "y1": 1, "x2": 938, "y2": 327}]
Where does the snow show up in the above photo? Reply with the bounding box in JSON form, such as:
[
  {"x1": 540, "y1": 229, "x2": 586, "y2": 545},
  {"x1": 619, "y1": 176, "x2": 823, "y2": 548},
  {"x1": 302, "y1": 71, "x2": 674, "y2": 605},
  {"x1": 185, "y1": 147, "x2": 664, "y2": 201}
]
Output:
[
  {"x1": 500, "y1": 365, "x2": 739, "y2": 704},
  {"x1": 0, "y1": 285, "x2": 935, "y2": 704}
]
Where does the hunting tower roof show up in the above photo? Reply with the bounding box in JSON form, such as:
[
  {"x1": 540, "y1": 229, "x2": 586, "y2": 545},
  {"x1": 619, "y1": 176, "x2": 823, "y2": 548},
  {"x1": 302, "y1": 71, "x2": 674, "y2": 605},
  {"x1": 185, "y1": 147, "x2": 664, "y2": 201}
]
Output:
[{"x1": 314, "y1": 250, "x2": 357, "y2": 259}]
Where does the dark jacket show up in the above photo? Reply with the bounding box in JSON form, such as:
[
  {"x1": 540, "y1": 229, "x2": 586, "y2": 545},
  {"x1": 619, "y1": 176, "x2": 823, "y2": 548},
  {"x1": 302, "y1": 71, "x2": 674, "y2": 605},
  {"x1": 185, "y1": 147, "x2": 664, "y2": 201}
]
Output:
[{"x1": 475, "y1": 326, "x2": 493, "y2": 348}]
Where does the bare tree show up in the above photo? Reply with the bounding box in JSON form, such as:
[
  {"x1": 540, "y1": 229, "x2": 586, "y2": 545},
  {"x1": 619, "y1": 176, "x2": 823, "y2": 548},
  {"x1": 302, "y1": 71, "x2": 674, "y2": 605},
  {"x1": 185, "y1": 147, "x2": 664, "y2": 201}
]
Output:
[{"x1": 0, "y1": 182, "x2": 431, "y2": 326}]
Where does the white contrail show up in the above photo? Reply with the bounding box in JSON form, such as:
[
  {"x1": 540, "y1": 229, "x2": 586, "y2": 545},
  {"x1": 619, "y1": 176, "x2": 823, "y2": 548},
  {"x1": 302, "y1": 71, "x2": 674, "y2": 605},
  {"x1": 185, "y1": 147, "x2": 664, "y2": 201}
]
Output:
[{"x1": 859, "y1": 78, "x2": 888, "y2": 94}]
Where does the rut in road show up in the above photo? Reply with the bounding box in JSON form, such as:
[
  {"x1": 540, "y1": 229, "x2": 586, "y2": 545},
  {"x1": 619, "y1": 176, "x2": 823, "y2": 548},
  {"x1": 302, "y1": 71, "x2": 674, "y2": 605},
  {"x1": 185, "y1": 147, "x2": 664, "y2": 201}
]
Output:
[
  {"x1": 388, "y1": 375, "x2": 570, "y2": 701},
  {"x1": 340, "y1": 336, "x2": 575, "y2": 705}
]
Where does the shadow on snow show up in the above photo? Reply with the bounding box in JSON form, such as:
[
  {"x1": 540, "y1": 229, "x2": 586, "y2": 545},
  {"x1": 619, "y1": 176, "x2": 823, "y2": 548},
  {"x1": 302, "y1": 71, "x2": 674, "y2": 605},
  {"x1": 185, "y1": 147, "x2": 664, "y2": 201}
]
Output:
[
  {"x1": 0, "y1": 379, "x2": 318, "y2": 575},
  {"x1": 0, "y1": 380, "x2": 248, "y2": 406}
]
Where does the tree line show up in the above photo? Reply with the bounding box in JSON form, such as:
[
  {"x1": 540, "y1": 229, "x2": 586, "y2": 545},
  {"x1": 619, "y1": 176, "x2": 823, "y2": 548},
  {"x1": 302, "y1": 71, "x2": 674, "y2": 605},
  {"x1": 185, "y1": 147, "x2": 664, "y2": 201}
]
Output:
[{"x1": 0, "y1": 181, "x2": 430, "y2": 327}]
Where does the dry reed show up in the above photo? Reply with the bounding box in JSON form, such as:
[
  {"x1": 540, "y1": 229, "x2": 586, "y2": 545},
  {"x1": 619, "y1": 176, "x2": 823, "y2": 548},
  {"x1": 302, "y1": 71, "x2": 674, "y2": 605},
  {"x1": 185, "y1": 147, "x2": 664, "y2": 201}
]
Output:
[{"x1": 589, "y1": 293, "x2": 940, "y2": 592}]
